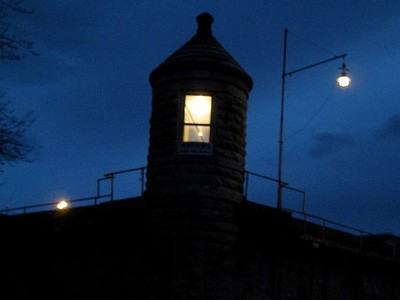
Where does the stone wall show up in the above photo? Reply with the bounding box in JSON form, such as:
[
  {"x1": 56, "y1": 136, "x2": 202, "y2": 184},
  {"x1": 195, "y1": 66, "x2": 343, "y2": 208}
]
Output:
[
  {"x1": 146, "y1": 77, "x2": 250, "y2": 203},
  {"x1": 1, "y1": 198, "x2": 399, "y2": 299}
]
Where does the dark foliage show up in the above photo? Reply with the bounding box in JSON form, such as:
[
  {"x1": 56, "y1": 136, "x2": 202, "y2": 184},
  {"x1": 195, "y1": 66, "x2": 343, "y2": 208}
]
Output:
[
  {"x1": 0, "y1": 96, "x2": 34, "y2": 170},
  {"x1": 0, "y1": 0, "x2": 37, "y2": 61},
  {"x1": 0, "y1": 0, "x2": 36, "y2": 171}
]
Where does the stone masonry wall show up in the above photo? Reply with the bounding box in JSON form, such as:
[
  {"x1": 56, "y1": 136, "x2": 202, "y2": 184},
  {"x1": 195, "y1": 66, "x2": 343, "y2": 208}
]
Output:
[
  {"x1": 146, "y1": 76, "x2": 249, "y2": 202},
  {"x1": 1, "y1": 199, "x2": 399, "y2": 299}
]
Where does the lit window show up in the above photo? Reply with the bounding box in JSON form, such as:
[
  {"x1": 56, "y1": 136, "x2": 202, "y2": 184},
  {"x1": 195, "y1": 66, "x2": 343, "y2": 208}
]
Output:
[{"x1": 183, "y1": 95, "x2": 212, "y2": 143}]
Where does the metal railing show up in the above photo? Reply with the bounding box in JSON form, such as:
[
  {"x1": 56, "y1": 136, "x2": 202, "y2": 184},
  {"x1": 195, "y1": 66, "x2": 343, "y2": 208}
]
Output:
[
  {"x1": 100, "y1": 166, "x2": 146, "y2": 201},
  {"x1": 0, "y1": 164, "x2": 311, "y2": 238},
  {"x1": 0, "y1": 164, "x2": 338, "y2": 224},
  {"x1": 244, "y1": 170, "x2": 306, "y2": 212},
  {"x1": 1, "y1": 164, "x2": 399, "y2": 259},
  {"x1": 0, "y1": 195, "x2": 111, "y2": 215},
  {"x1": 287, "y1": 208, "x2": 399, "y2": 260},
  {"x1": 1, "y1": 166, "x2": 147, "y2": 215}
]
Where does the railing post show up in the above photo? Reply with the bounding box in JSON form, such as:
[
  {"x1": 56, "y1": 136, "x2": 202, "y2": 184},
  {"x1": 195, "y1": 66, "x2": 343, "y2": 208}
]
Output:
[
  {"x1": 110, "y1": 174, "x2": 114, "y2": 201},
  {"x1": 95, "y1": 178, "x2": 101, "y2": 205},
  {"x1": 244, "y1": 171, "x2": 249, "y2": 199},
  {"x1": 140, "y1": 167, "x2": 145, "y2": 196}
]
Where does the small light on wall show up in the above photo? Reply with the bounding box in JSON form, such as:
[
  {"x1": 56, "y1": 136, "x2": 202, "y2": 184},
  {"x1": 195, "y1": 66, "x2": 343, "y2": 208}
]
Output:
[{"x1": 56, "y1": 199, "x2": 69, "y2": 210}]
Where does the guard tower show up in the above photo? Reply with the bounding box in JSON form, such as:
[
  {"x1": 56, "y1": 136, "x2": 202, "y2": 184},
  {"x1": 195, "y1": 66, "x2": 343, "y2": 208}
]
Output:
[
  {"x1": 146, "y1": 12, "x2": 253, "y2": 202},
  {"x1": 144, "y1": 13, "x2": 253, "y2": 299}
]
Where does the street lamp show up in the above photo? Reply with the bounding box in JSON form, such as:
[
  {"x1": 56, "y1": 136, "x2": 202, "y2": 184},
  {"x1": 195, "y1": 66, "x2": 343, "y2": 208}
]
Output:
[
  {"x1": 276, "y1": 29, "x2": 350, "y2": 210},
  {"x1": 337, "y1": 63, "x2": 351, "y2": 88}
]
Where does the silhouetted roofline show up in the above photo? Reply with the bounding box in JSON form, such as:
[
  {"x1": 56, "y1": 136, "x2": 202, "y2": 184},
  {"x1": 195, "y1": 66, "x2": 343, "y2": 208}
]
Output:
[{"x1": 149, "y1": 12, "x2": 253, "y2": 91}]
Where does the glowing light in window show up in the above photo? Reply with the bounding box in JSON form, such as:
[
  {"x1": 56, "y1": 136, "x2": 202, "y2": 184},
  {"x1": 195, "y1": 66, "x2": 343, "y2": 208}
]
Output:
[{"x1": 183, "y1": 95, "x2": 212, "y2": 143}]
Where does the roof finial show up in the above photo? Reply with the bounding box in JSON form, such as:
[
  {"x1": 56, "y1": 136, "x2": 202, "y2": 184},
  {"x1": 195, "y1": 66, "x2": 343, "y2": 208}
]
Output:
[{"x1": 196, "y1": 12, "x2": 214, "y2": 36}]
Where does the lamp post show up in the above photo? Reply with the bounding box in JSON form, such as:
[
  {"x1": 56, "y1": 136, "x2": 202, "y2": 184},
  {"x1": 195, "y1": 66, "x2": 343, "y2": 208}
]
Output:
[{"x1": 276, "y1": 29, "x2": 350, "y2": 210}]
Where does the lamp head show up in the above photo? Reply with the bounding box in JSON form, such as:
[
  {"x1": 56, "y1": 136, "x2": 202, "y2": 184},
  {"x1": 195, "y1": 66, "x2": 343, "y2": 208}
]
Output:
[{"x1": 337, "y1": 63, "x2": 351, "y2": 88}]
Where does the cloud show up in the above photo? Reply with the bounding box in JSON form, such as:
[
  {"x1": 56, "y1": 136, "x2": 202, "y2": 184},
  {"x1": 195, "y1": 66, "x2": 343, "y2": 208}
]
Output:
[
  {"x1": 309, "y1": 132, "x2": 357, "y2": 158},
  {"x1": 373, "y1": 113, "x2": 400, "y2": 140}
]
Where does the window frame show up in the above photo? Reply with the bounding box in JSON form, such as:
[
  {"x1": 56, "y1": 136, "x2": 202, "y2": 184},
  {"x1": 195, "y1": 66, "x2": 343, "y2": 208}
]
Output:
[
  {"x1": 182, "y1": 94, "x2": 213, "y2": 144},
  {"x1": 178, "y1": 93, "x2": 214, "y2": 156}
]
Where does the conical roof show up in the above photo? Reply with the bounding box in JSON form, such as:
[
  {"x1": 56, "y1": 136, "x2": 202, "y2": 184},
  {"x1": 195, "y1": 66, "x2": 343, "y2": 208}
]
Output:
[{"x1": 149, "y1": 12, "x2": 253, "y2": 90}]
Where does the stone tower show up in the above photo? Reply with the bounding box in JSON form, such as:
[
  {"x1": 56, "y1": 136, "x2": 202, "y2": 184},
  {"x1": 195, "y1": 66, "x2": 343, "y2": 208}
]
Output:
[
  {"x1": 146, "y1": 12, "x2": 253, "y2": 201},
  {"x1": 144, "y1": 13, "x2": 253, "y2": 299}
]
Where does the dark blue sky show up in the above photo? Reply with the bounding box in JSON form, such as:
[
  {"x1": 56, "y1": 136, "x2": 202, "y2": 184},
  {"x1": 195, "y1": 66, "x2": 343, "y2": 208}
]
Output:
[{"x1": 2, "y1": 1, "x2": 400, "y2": 235}]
